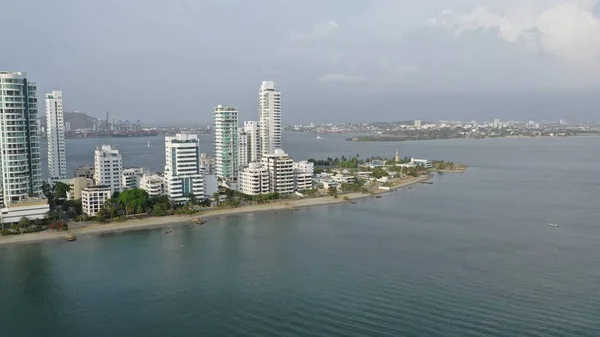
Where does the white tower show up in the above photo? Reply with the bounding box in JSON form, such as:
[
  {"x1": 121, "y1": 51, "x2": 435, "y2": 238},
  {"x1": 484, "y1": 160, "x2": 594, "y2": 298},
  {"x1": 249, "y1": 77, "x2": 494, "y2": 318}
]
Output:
[
  {"x1": 259, "y1": 81, "x2": 282, "y2": 156},
  {"x1": 213, "y1": 105, "x2": 238, "y2": 182},
  {"x1": 94, "y1": 145, "x2": 123, "y2": 193},
  {"x1": 45, "y1": 90, "x2": 67, "y2": 182},
  {"x1": 164, "y1": 134, "x2": 204, "y2": 203},
  {"x1": 0, "y1": 72, "x2": 45, "y2": 206},
  {"x1": 239, "y1": 121, "x2": 261, "y2": 168}
]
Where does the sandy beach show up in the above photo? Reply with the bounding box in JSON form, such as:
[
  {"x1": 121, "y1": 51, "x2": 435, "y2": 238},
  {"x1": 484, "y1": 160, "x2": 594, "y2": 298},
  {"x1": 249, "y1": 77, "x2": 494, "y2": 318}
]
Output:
[{"x1": 0, "y1": 175, "x2": 433, "y2": 247}]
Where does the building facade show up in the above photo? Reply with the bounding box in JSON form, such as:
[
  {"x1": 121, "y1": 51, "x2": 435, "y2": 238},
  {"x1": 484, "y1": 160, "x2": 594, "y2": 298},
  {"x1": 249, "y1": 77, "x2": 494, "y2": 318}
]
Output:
[
  {"x1": 261, "y1": 149, "x2": 294, "y2": 194},
  {"x1": 122, "y1": 167, "x2": 144, "y2": 189},
  {"x1": 94, "y1": 145, "x2": 123, "y2": 194},
  {"x1": 0, "y1": 72, "x2": 48, "y2": 224},
  {"x1": 69, "y1": 177, "x2": 94, "y2": 200},
  {"x1": 244, "y1": 121, "x2": 261, "y2": 162},
  {"x1": 238, "y1": 129, "x2": 249, "y2": 168},
  {"x1": 164, "y1": 134, "x2": 204, "y2": 203},
  {"x1": 213, "y1": 105, "x2": 238, "y2": 182},
  {"x1": 81, "y1": 185, "x2": 112, "y2": 216},
  {"x1": 238, "y1": 163, "x2": 269, "y2": 195},
  {"x1": 293, "y1": 161, "x2": 314, "y2": 192},
  {"x1": 74, "y1": 165, "x2": 95, "y2": 180},
  {"x1": 259, "y1": 81, "x2": 281, "y2": 156},
  {"x1": 45, "y1": 90, "x2": 67, "y2": 182},
  {"x1": 140, "y1": 173, "x2": 164, "y2": 197}
]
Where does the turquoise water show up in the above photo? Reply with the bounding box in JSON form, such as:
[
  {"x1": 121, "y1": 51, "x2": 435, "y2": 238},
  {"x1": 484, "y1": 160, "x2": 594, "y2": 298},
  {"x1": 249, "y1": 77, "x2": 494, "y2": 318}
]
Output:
[{"x1": 2, "y1": 135, "x2": 600, "y2": 336}]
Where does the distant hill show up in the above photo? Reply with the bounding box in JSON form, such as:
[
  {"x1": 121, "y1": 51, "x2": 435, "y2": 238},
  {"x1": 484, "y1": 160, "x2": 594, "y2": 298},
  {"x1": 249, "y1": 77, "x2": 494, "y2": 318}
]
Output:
[{"x1": 40, "y1": 111, "x2": 98, "y2": 130}]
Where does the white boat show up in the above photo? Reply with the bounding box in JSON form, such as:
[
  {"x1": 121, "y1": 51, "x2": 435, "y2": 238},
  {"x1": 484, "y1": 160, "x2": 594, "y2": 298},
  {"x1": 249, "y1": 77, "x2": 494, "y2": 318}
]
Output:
[
  {"x1": 316, "y1": 136, "x2": 323, "y2": 139},
  {"x1": 548, "y1": 223, "x2": 559, "y2": 227},
  {"x1": 147, "y1": 141, "x2": 150, "y2": 148},
  {"x1": 162, "y1": 228, "x2": 172, "y2": 234}
]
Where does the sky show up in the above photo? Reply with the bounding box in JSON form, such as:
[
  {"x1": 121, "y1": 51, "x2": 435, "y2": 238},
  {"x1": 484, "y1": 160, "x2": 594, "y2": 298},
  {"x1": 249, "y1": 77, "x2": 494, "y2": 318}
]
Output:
[{"x1": 3, "y1": 0, "x2": 600, "y2": 124}]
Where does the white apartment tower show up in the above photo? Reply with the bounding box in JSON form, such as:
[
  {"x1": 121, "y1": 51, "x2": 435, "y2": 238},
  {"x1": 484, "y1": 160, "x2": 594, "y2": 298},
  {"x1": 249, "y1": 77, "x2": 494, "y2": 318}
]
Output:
[
  {"x1": 94, "y1": 145, "x2": 123, "y2": 193},
  {"x1": 239, "y1": 129, "x2": 249, "y2": 168},
  {"x1": 259, "y1": 81, "x2": 282, "y2": 156},
  {"x1": 164, "y1": 134, "x2": 204, "y2": 203},
  {"x1": 0, "y1": 71, "x2": 48, "y2": 223},
  {"x1": 261, "y1": 149, "x2": 294, "y2": 194},
  {"x1": 238, "y1": 121, "x2": 261, "y2": 168},
  {"x1": 45, "y1": 90, "x2": 67, "y2": 182},
  {"x1": 244, "y1": 121, "x2": 261, "y2": 162},
  {"x1": 213, "y1": 105, "x2": 238, "y2": 182}
]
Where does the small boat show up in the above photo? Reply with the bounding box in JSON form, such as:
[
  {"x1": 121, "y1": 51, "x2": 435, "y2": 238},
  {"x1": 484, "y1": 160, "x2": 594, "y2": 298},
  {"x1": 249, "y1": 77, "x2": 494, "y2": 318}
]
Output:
[
  {"x1": 192, "y1": 217, "x2": 206, "y2": 225},
  {"x1": 162, "y1": 228, "x2": 172, "y2": 234},
  {"x1": 147, "y1": 141, "x2": 150, "y2": 148},
  {"x1": 65, "y1": 233, "x2": 76, "y2": 242},
  {"x1": 316, "y1": 136, "x2": 323, "y2": 139},
  {"x1": 375, "y1": 195, "x2": 382, "y2": 199},
  {"x1": 548, "y1": 223, "x2": 559, "y2": 227}
]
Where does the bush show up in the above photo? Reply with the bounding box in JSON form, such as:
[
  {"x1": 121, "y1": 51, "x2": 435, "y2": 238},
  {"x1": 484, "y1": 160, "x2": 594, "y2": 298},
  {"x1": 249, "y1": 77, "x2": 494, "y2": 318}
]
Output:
[
  {"x1": 22, "y1": 225, "x2": 46, "y2": 234},
  {"x1": 1, "y1": 229, "x2": 18, "y2": 236},
  {"x1": 48, "y1": 220, "x2": 67, "y2": 231},
  {"x1": 343, "y1": 196, "x2": 350, "y2": 201}
]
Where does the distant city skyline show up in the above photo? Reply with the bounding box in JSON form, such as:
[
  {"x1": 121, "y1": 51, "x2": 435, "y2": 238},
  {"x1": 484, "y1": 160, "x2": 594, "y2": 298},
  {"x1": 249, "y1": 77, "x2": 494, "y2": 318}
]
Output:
[{"x1": 5, "y1": 1, "x2": 600, "y2": 124}]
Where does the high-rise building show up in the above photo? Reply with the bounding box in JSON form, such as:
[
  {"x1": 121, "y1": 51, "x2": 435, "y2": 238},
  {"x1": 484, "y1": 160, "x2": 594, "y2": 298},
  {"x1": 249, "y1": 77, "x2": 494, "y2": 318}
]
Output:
[
  {"x1": 238, "y1": 121, "x2": 261, "y2": 168},
  {"x1": 0, "y1": 71, "x2": 48, "y2": 224},
  {"x1": 413, "y1": 120, "x2": 422, "y2": 128},
  {"x1": 244, "y1": 121, "x2": 261, "y2": 162},
  {"x1": 213, "y1": 105, "x2": 238, "y2": 182},
  {"x1": 94, "y1": 145, "x2": 123, "y2": 193},
  {"x1": 164, "y1": 134, "x2": 204, "y2": 203},
  {"x1": 239, "y1": 128, "x2": 249, "y2": 168},
  {"x1": 261, "y1": 149, "x2": 294, "y2": 194},
  {"x1": 493, "y1": 118, "x2": 500, "y2": 129},
  {"x1": 45, "y1": 90, "x2": 67, "y2": 182},
  {"x1": 259, "y1": 81, "x2": 282, "y2": 156}
]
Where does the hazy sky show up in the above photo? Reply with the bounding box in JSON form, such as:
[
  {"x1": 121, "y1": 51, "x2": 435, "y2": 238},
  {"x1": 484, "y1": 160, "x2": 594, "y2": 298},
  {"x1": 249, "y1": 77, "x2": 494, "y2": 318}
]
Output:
[{"x1": 3, "y1": 0, "x2": 600, "y2": 124}]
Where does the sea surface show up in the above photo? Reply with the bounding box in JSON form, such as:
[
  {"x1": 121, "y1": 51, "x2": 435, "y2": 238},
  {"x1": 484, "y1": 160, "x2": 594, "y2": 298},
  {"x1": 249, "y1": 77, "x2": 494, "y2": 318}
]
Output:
[{"x1": 1, "y1": 133, "x2": 599, "y2": 336}]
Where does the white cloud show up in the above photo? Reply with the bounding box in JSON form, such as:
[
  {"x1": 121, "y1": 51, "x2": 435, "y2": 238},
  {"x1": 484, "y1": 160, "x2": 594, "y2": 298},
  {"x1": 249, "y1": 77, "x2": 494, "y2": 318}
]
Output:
[
  {"x1": 316, "y1": 73, "x2": 366, "y2": 83},
  {"x1": 429, "y1": 1, "x2": 600, "y2": 65},
  {"x1": 289, "y1": 20, "x2": 339, "y2": 41}
]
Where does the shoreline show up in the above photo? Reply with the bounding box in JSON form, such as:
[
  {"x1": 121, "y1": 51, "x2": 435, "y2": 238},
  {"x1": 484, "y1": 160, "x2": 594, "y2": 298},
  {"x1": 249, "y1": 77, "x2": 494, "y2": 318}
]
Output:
[{"x1": 0, "y1": 175, "x2": 433, "y2": 247}]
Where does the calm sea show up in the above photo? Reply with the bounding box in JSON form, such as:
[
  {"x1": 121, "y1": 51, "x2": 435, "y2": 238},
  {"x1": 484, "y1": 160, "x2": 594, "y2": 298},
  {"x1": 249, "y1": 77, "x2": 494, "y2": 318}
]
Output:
[{"x1": 1, "y1": 133, "x2": 599, "y2": 336}]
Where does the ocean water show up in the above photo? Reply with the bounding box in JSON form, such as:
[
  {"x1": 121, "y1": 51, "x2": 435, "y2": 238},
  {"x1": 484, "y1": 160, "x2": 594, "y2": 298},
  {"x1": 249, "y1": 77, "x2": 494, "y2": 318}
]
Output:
[{"x1": 1, "y1": 134, "x2": 600, "y2": 336}]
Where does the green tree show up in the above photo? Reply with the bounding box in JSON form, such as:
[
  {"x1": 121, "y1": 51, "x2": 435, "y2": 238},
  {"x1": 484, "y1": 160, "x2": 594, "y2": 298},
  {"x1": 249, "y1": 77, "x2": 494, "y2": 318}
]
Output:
[
  {"x1": 212, "y1": 192, "x2": 220, "y2": 206},
  {"x1": 327, "y1": 186, "x2": 338, "y2": 197},
  {"x1": 54, "y1": 182, "x2": 71, "y2": 199},
  {"x1": 118, "y1": 189, "x2": 149, "y2": 212},
  {"x1": 188, "y1": 193, "x2": 197, "y2": 205},
  {"x1": 18, "y1": 216, "x2": 32, "y2": 228}
]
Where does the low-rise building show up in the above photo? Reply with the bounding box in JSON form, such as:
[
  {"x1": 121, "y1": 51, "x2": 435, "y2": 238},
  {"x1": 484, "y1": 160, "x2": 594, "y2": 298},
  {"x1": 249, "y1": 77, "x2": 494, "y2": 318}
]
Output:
[
  {"x1": 74, "y1": 165, "x2": 95, "y2": 180},
  {"x1": 139, "y1": 173, "x2": 165, "y2": 197},
  {"x1": 122, "y1": 167, "x2": 144, "y2": 189},
  {"x1": 238, "y1": 163, "x2": 269, "y2": 195},
  {"x1": 81, "y1": 185, "x2": 112, "y2": 216},
  {"x1": 261, "y1": 149, "x2": 294, "y2": 194},
  {"x1": 69, "y1": 177, "x2": 94, "y2": 200},
  {"x1": 411, "y1": 158, "x2": 432, "y2": 168},
  {"x1": 293, "y1": 161, "x2": 314, "y2": 192}
]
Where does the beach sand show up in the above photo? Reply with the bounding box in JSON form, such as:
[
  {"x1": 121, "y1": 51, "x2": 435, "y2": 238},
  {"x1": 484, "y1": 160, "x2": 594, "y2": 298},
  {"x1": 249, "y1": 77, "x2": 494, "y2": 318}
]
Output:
[{"x1": 0, "y1": 175, "x2": 432, "y2": 247}]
